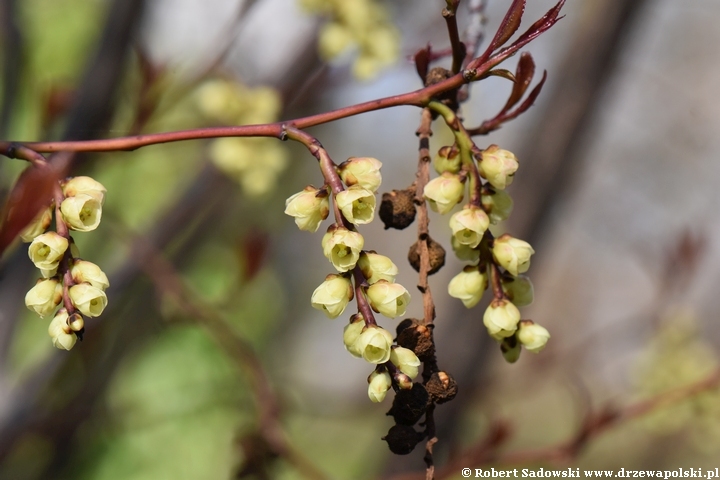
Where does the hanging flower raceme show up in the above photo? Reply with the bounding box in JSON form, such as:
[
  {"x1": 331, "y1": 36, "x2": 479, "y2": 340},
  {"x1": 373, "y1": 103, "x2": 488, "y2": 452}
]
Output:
[{"x1": 24, "y1": 175, "x2": 109, "y2": 350}]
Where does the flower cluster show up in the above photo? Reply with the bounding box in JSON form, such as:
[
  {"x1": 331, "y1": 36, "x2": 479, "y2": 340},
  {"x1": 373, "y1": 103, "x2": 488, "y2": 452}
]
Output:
[
  {"x1": 196, "y1": 79, "x2": 287, "y2": 197},
  {"x1": 300, "y1": 0, "x2": 399, "y2": 80},
  {"x1": 285, "y1": 155, "x2": 418, "y2": 403},
  {"x1": 23, "y1": 176, "x2": 109, "y2": 350},
  {"x1": 427, "y1": 144, "x2": 550, "y2": 362}
]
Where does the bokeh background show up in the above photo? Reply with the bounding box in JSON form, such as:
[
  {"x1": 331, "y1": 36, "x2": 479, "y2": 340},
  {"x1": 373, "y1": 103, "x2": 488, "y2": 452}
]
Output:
[{"x1": 1, "y1": 0, "x2": 720, "y2": 479}]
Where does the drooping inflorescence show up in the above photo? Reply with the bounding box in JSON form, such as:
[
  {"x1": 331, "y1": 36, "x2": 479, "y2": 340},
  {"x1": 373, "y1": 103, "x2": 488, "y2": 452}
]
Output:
[{"x1": 23, "y1": 176, "x2": 109, "y2": 350}]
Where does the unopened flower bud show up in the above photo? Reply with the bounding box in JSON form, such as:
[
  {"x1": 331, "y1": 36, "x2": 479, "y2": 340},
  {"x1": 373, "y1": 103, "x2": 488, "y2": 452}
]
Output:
[
  {"x1": 500, "y1": 336, "x2": 521, "y2": 363},
  {"x1": 62, "y1": 176, "x2": 106, "y2": 204},
  {"x1": 393, "y1": 371, "x2": 413, "y2": 390},
  {"x1": 338, "y1": 157, "x2": 382, "y2": 192},
  {"x1": 29, "y1": 232, "x2": 68, "y2": 271},
  {"x1": 71, "y1": 260, "x2": 110, "y2": 290},
  {"x1": 68, "y1": 283, "x2": 108, "y2": 317},
  {"x1": 448, "y1": 266, "x2": 488, "y2": 308},
  {"x1": 478, "y1": 145, "x2": 518, "y2": 190},
  {"x1": 68, "y1": 312, "x2": 84, "y2": 332},
  {"x1": 19, "y1": 207, "x2": 53, "y2": 243},
  {"x1": 433, "y1": 145, "x2": 461, "y2": 174},
  {"x1": 423, "y1": 172, "x2": 464, "y2": 214},
  {"x1": 310, "y1": 274, "x2": 353, "y2": 318},
  {"x1": 60, "y1": 194, "x2": 102, "y2": 232},
  {"x1": 366, "y1": 280, "x2": 411, "y2": 318},
  {"x1": 449, "y1": 206, "x2": 489, "y2": 249},
  {"x1": 368, "y1": 369, "x2": 392, "y2": 403},
  {"x1": 492, "y1": 234, "x2": 534, "y2": 276},
  {"x1": 355, "y1": 325, "x2": 394, "y2": 364},
  {"x1": 517, "y1": 320, "x2": 550, "y2": 353},
  {"x1": 48, "y1": 309, "x2": 76, "y2": 351},
  {"x1": 343, "y1": 314, "x2": 366, "y2": 357},
  {"x1": 481, "y1": 188, "x2": 514, "y2": 224},
  {"x1": 390, "y1": 347, "x2": 421, "y2": 379},
  {"x1": 483, "y1": 299, "x2": 521, "y2": 339},
  {"x1": 284, "y1": 186, "x2": 330, "y2": 232},
  {"x1": 502, "y1": 275, "x2": 534, "y2": 307},
  {"x1": 358, "y1": 251, "x2": 398, "y2": 284},
  {"x1": 335, "y1": 185, "x2": 376, "y2": 225},
  {"x1": 321, "y1": 225, "x2": 364, "y2": 272},
  {"x1": 25, "y1": 278, "x2": 63, "y2": 317},
  {"x1": 451, "y1": 236, "x2": 480, "y2": 263}
]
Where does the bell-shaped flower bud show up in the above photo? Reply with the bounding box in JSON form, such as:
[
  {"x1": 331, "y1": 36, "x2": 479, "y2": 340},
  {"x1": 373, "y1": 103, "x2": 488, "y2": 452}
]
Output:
[
  {"x1": 423, "y1": 172, "x2": 464, "y2": 214},
  {"x1": 68, "y1": 283, "x2": 108, "y2": 317},
  {"x1": 19, "y1": 206, "x2": 53, "y2": 243},
  {"x1": 502, "y1": 275, "x2": 534, "y2": 307},
  {"x1": 433, "y1": 145, "x2": 461, "y2": 174},
  {"x1": 71, "y1": 260, "x2": 110, "y2": 291},
  {"x1": 517, "y1": 320, "x2": 550, "y2": 353},
  {"x1": 390, "y1": 346, "x2": 421, "y2": 379},
  {"x1": 25, "y1": 277, "x2": 63, "y2": 317},
  {"x1": 366, "y1": 280, "x2": 411, "y2": 318},
  {"x1": 448, "y1": 266, "x2": 488, "y2": 308},
  {"x1": 483, "y1": 299, "x2": 521, "y2": 339},
  {"x1": 284, "y1": 186, "x2": 330, "y2": 232},
  {"x1": 310, "y1": 273, "x2": 353, "y2": 318},
  {"x1": 321, "y1": 225, "x2": 364, "y2": 272},
  {"x1": 368, "y1": 369, "x2": 392, "y2": 403},
  {"x1": 358, "y1": 251, "x2": 398, "y2": 284},
  {"x1": 343, "y1": 313, "x2": 366, "y2": 357},
  {"x1": 48, "y1": 309, "x2": 76, "y2": 351},
  {"x1": 68, "y1": 312, "x2": 85, "y2": 332},
  {"x1": 29, "y1": 232, "x2": 68, "y2": 271},
  {"x1": 60, "y1": 194, "x2": 102, "y2": 232},
  {"x1": 63, "y1": 176, "x2": 106, "y2": 204},
  {"x1": 481, "y1": 188, "x2": 514, "y2": 224},
  {"x1": 451, "y1": 236, "x2": 480, "y2": 263},
  {"x1": 338, "y1": 157, "x2": 382, "y2": 193},
  {"x1": 492, "y1": 234, "x2": 534, "y2": 277},
  {"x1": 335, "y1": 185, "x2": 376, "y2": 225},
  {"x1": 500, "y1": 336, "x2": 521, "y2": 363},
  {"x1": 355, "y1": 325, "x2": 394, "y2": 364},
  {"x1": 449, "y1": 206, "x2": 489, "y2": 249},
  {"x1": 478, "y1": 145, "x2": 519, "y2": 190}
]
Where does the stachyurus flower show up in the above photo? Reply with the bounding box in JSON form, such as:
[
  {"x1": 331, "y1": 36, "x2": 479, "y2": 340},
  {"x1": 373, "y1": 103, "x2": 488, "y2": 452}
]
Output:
[
  {"x1": 62, "y1": 176, "x2": 106, "y2": 204},
  {"x1": 358, "y1": 251, "x2": 398, "y2": 284},
  {"x1": 48, "y1": 309, "x2": 76, "y2": 351},
  {"x1": 335, "y1": 185, "x2": 376, "y2": 225},
  {"x1": 310, "y1": 273, "x2": 353, "y2": 318},
  {"x1": 60, "y1": 194, "x2": 102, "y2": 232},
  {"x1": 448, "y1": 266, "x2": 488, "y2": 308},
  {"x1": 338, "y1": 157, "x2": 383, "y2": 192},
  {"x1": 483, "y1": 299, "x2": 521, "y2": 339},
  {"x1": 517, "y1": 320, "x2": 550, "y2": 353},
  {"x1": 492, "y1": 234, "x2": 534, "y2": 276},
  {"x1": 321, "y1": 225, "x2": 364, "y2": 272},
  {"x1": 389, "y1": 347, "x2": 421, "y2": 379},
  {"x1": 366, "y1": 280, "x2": 411, "y2": 318},
  {"x1": 354, "y1": 325, "x2": 394, "y2": 364},
  {"x1": 25, "y1": 278, "x2": 63, "y2": 317},
  {"x1": 71, "y1": 260, "x2": 110, "y2": 291},
  {"x1": 284, "y1": 186, "x2": 330, "y2": 232},
  {"x1": 367, "y1": 369, "x2": 392, "y2": 403},
  {"x1": 478, "y1": 145, "x2": 519, "y2": 190},
  {"x1": 68, "y1": 283, "x2": 108, "y2": 317},
  {"x1": 29, "y1": 232, "x2": 68, "y2": 272},
  {"x1": 423, "y1": 172, "x2": 464, "y2": 214},
  {"x1": 449, "y1": 206, "x2": 489, "y2": 249}
]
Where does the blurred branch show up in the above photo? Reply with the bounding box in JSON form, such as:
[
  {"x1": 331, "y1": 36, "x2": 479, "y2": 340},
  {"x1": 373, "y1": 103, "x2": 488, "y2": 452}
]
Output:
[
  {"x1": 0, "y1": 0, "x2": 22, "y2": 137},
  {"x1": 126, "y1": 228, "x2": 329, "y2": 480}
]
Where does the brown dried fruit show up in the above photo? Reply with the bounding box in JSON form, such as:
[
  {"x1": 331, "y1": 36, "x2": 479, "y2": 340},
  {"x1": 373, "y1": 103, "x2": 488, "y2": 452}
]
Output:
[
  {"x1": 382, "y1": 424, "x2": 425, "y2": 455},
  {"x1": 408, "y1": 236, "x2": 445, "y2": 275},
  {"x1": 396, "y1": 319, "x2": 435, "y2": 361},
  {"x1": 425, "y1": 371, "x2": 458, "y2": 405},
  {"x1": 379, "y1": 188, "x2": 416, "y2": 230},
  {"x1": 387, "y1": 382, "x2": 430, "y2": 426}
]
